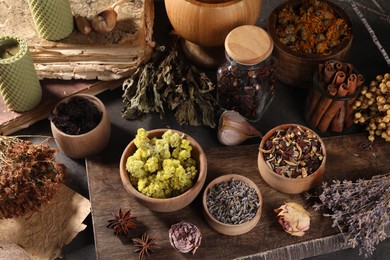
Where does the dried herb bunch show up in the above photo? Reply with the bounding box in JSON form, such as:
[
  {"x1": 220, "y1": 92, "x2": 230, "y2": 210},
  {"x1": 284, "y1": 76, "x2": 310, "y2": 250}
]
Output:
[
  {"x1": 107, "y1": 208, "x2": 137, "y2": 237},
  {"x1": 276, "y1": 0, "x2": 351, "y2": 55},
  {"x1": 132, "y1": 233, "x2": 160, "y2": 260},
  {"x1": 0, "y1": 136, "x2": 67, "y2": 219},
  {"x1": 308, "y1": 173, "x2": 390, "y2": 257},
  {"x1": 122, "y1": 37, "x2": 218, "y2": 128}
]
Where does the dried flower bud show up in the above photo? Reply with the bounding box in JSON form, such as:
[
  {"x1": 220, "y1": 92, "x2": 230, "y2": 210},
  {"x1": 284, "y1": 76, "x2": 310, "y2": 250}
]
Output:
[
  {"x1": 274, "y1": 202, "x2": 310, "y2": 237},
  {"x1": 169, "y1": 221, "x2": 202, "y2": 254}
]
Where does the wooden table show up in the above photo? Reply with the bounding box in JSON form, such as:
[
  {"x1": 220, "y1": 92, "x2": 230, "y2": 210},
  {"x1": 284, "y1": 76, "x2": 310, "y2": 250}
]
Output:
[{"x1": 86, "y1": 133, "x2": 390, "y2": 260}]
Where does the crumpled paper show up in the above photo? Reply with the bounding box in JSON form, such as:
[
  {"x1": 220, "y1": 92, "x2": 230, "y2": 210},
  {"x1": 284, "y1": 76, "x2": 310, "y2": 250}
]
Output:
[{"x1": 0, "y1": 185, "x2": 91, "y2": 260}]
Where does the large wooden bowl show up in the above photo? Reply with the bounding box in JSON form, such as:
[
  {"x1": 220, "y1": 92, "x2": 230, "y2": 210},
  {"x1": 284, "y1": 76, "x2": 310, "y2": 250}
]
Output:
[
  {"x1": 119, "y1": 129, "x2": 207, "y2": 212},
  {"x1": 50, "y1": 94, "x2": 111, "y2": 159},
  {"x1": 165, "y1": 0, "x2": 262, "y2": 47},
  {"x1": 268, "y1": 0, "x2": 353, "y2": 88},
  {"x1": 165, "y1": 0, "x2": 262, "y2": 68},
  {"x1": 202, "y1": 174, "x2": 262, "y2": 236},
  {"x1": 258, "y1": 124, "x2": 327, "y2": 194}
]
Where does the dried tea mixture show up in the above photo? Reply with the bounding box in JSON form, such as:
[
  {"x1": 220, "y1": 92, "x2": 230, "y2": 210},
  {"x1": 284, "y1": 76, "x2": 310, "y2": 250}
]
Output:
[
  {"x1": 260, "y1": 126, "x2": 324, "y2": 178},
  {"x1": 122, "y1": 38, "x2": 218, "y2": 128},
  {"x1": 0, "y1": 136, "x2": 67, "y2": 219},
  {"x1": 275, "y1": 0, "x2": 351, "y2": 55},
  {"x1": 49, "y1": 96, "x2": 102, "y2": 135},
  {"x1": 206, "y1": 179, "x2": 259, "y2": 225}
]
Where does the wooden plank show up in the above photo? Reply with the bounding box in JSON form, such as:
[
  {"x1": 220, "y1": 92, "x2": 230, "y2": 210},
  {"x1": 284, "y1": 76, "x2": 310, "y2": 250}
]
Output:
[{"x1": 86, "y1": 133, "x2": 390, "y2": 260}]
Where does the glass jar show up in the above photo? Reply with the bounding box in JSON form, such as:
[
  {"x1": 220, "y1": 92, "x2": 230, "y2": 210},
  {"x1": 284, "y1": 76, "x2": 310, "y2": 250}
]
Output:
[{"x1": 217, "y1": 25, "x2": 277, "y2": 121}]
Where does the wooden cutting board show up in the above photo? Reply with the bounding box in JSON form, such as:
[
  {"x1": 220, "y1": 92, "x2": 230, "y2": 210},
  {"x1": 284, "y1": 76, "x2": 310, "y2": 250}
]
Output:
[{"x1": 86, "y1": 133, "x2": 390, "y2": 260}]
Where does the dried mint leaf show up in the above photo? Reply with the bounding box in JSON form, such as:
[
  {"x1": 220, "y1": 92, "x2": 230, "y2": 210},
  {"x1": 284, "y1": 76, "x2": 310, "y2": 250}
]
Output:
[{"x1": 121, "y1": 40, "x2": 218, "y2": 128}]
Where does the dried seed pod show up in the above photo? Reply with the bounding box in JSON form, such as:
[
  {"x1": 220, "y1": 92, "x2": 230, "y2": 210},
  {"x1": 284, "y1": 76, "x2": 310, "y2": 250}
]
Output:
[
  {"x1": 217, "y1": 110, "x2": 262, "y2": 146},
  {"x1": 74, "y1": 15, "x2": 92, "y2": 35},
  {"x1": 91, "y1": 7, "x2": 118, "y2": 34}
]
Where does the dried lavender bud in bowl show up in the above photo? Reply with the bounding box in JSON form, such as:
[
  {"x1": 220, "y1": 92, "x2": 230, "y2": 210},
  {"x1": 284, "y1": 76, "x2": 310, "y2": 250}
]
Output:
[{"x1": 169, "y1": 221, "x2": 202, "y2": 254}]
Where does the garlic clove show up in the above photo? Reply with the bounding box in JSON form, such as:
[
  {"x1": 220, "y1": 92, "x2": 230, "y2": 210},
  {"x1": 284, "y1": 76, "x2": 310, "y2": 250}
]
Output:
[
  {"x1": 91, "y1": 7, "x2": 118, "y2": 34},
  {"x1": 217, "y1": 110, "x2": 262, "y2": 146}
]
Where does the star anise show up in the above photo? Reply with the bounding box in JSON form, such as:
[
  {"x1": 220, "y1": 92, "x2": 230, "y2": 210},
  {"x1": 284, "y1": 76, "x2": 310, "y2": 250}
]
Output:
[
  {"x1": 132, "y1": 233, "x2": 160, "y2": 260},
  {"x1": 106, "y1": 208, "x2": 137, "y2": 236}
]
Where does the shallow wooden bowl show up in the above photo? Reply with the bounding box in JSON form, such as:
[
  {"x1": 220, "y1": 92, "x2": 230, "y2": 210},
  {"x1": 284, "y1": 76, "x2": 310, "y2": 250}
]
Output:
[
  {"x1": 50, "y1": 94, "x2": 111, "y2": 159},
  {"x1": 119, "y1": 129, "x2": 207, "y2": 212},
  {"x1": 165, "y1": 0, "x2": 262, "y2": 48},
  {"x1": 202, "y1": 174, "x2": 262, "y2": 236},
  {"x1": 267, "y1": 0, "x2": 353, "y2": 88},
  {"x1": 258, "y1": 124, "x2": 327, "y2": 194}
]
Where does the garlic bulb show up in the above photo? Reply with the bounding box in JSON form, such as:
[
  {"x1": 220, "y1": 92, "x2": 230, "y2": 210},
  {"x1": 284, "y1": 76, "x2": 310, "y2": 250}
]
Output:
[{"x1": 217, "y1": 110, "x2": 262, "y2": 146}]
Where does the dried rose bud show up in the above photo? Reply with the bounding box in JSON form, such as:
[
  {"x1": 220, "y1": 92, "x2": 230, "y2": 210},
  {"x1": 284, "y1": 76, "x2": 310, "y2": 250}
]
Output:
[
  {"x1": 274, "y1": 202, "x2": 310, "y2": 237},
  {"x1": 168, "y1": 221, "x2": 202, "y2": 254}
]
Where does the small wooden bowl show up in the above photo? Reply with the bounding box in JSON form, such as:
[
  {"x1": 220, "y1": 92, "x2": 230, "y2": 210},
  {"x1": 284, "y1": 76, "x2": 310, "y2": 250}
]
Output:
[
  {"x1": 202, "y1": 174, "x2": 262, "y2": 236},
  {"x1": 50, "y1": 94, "x2": 111, "y2": 159},
  {"x1": 119, "y1": 129, "x2": 207, "y2": 212},
  {"x1": 267, "y1": 0, "x2": 353, "y2": 88},
  {"x1": 258, "y1": 124, "x2": 326, "y2": 194}
]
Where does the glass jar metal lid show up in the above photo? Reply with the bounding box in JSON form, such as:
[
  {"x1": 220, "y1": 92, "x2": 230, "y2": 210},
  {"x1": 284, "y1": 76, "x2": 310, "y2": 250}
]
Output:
[{"x1": 224, "y1": 25, "x2": 273, "y2": 65}]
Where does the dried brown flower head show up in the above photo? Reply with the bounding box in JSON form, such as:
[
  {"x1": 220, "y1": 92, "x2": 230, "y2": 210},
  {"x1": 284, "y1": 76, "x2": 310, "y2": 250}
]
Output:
[
  {"x1": 107, "y1": 208, "x2": 137, "y2": 237},
  {"x1": 169, "y1": 221, "x2": 202, "y2": 254},
  {"x1": 0, "y1": 136, "x2": 67, "y2": 219},
  {"x1": 132, "y1": 233, "x2": 160, "y2": 260}
]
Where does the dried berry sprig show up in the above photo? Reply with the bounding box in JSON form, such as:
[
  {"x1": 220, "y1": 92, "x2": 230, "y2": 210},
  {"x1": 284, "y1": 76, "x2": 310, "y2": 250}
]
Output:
[
  {"x1": 353, "y1": 73, "x2": 390, "y2": 142},
  {"x1": 307, "y1": 173, "x2": 390, "y2": 257},
  {"x1": 107, "y1": 208, "x2": 137, "y2": 237},
  {"x1": 132, "y1": 233, "x2": 160, "y2": 260},
  {"x1": 0, "y1": 136, "x2": 67, "y2": 219}
]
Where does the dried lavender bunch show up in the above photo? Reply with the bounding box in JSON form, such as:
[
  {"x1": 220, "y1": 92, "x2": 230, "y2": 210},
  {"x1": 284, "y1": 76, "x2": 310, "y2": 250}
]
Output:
[
  {"x1": 0, "y1": 136, "x2": 67, "y2": 219},
  {"x1": 309, "y1": 173, "x2": 390, "y2": 257}
]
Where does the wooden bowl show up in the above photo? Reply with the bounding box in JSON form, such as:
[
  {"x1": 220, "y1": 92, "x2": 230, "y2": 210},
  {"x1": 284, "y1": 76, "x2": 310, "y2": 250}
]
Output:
[
  {"x1": 258, "y1": 124, "x2": 326, "y2": 194},
  {"x1": 50, "y1": 94, "x2": 111, "y2": 159},
  {"x1": 202, "y1": 174, "x2": 262, "y2": 236},
  {"x1": 119, "y1": 129, "x2": 207, "y2": 212},
  {"x1": 267, "y1": 0, "x2": 353, "y2": 88},
  {"x1": 165, "y1": 0, "x2": 262, "y2": 68}
]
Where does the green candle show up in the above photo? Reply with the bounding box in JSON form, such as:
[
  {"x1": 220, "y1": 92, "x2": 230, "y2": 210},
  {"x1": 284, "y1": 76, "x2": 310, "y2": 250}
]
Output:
[
  {"x1": 0, "y1": 35, "x2": 42, "y2": 112},
  {"x1": 28, "y1": 0, "x2": 74, "y2": 41}
]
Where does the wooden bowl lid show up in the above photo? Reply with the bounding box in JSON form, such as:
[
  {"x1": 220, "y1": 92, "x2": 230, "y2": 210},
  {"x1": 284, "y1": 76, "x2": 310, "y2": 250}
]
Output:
[{"x1": 225, "y1": 25, "x2": 273, "y2": 65}]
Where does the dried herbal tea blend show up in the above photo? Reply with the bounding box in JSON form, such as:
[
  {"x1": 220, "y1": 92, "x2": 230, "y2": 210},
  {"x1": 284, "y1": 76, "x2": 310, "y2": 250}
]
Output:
[
  {"x1": 50, "y1": 96, "x2": 102, "y2": 135},
  {"x1": 206, "y1": 179, "x2": 259, "y2": 224},
  {"x1": 0, "y1": 136, "x2": 67, "y2": 219},
  {"x1": 260, "y1": 126, "x2": 324, "y2": 178},
  {"x1": 122, "y1": 38, "x2": 218, "y2": 128},
  {"x1": 275, "y1": 0, "x2": 351, "y2": 55}
]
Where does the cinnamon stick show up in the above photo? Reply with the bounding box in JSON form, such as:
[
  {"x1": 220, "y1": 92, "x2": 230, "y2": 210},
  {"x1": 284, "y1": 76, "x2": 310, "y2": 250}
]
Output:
[
  {"x1": 330, "y1": 104, "x2": 346, "y2": 132},
  {"x1": 344, "y1": 74, "x2": 358, "y2": 127},
  {"x1": 317, "y1": 83, "x2": 349, "y2": 132},
  {"x1": 309, "y1": 84, "x2": 338, "y2": 128},
  {"x1": 332, "y1": 71, "x2": 346, "y2": 86},
  {"x1": 323, "y1": 64, "x2": 336, "y2": 85}
]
